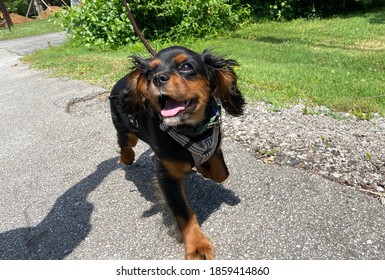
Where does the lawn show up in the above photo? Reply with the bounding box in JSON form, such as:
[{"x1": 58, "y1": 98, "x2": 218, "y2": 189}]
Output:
[
  {"x1": 0, "y1": 18, "x2": 62, "y2": 40},
  {"x1": 22, "y1": 8, "x2": 385, "y2": 115}
]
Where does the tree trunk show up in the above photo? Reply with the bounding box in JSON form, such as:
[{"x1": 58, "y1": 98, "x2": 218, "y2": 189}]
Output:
[{"x1": 0, "y1": 0, "x2": 13, "y2": 31}]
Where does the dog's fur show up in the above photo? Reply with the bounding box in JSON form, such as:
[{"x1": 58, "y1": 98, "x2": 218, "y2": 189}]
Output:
[{"x1": 109, "y1": 46, "x2": 245, "y2": 259}]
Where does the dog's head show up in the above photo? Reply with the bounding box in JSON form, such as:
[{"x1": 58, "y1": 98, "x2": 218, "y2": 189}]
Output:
[{"x1": 126, "y1": 46, "x2": 245, "y2": 126}]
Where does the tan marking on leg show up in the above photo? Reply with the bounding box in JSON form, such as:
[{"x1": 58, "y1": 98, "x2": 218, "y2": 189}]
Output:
[
  {"x1": 162, "y1": 160, "x2": 192, "y2": 179},
  {"x1": 196, "y1": 149, "x2": 229, "y2": 183},
  {"x1": 118, "y1": 133, "x2": 138, "y2": 165},
  {"x1": 177, "y1": 214, "x2": 215, "y2": 260}
]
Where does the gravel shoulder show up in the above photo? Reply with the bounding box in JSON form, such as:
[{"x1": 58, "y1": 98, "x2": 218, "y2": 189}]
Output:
[{"x1": 222, "y1": 102, "x2": 385, "y2": 203}]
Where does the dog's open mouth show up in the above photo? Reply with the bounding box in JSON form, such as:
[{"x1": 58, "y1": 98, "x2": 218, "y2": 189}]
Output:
[{"x1": 159, "y1": 95, "x2": 198, "y2": 118}]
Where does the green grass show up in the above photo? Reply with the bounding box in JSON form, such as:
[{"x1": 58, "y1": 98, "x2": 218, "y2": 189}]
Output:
[
  {"x1": 225, "y1": 11, "x2": 385, "y2": 113},
  {"x1": 24, "y1": 41, "x2": 143, "y2": 89},
  {"x1": 0, "y1": 19, "x2": 62, "y2": 40},
  {"x1": 24, "y1": 8, "x2": 385, "y2": 115}
]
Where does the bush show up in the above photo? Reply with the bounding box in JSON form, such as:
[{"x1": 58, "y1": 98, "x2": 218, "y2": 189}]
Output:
[
  {"x1": 241, "y1": 0, "x2": 385, "y2": 20},
  {"x1": 56, "y1": 0, "x2": 135, "y2": 48},
  {"x1": 4, "y1": 0, "x2": 29, "y2": 16},
  {"x1": 165, "y1": 0, "x2": 250, "y2": 41},
  {"x1": 56, "y1": 0, "x2": 250, "y2": 49}
]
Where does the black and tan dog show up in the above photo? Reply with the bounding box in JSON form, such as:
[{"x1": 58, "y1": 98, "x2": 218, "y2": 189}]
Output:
[{"x1": 109, "y1": 46, "x2": 245, "y2": 259}]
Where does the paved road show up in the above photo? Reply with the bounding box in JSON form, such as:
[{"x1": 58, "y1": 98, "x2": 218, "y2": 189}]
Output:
[{"x1": 1, "y1": 33, "x2": 384, "y2": 260}]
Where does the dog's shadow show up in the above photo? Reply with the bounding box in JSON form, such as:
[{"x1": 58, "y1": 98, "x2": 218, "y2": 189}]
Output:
[
  {"x1": 0, "y1": 157, "x2": 120, "y2": 259},
  {"x1": 123, "y1": 148, "x2": 240, "y2": 235}
]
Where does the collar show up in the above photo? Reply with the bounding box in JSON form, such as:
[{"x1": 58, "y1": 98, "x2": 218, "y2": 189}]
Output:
[{"x1": 163, "y1": 104, "x2": 222, "y2": 138}]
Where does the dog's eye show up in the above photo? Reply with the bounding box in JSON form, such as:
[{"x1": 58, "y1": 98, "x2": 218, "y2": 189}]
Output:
[{"x1": 179, "y1": 62, "x2": 193, "y2": 73}]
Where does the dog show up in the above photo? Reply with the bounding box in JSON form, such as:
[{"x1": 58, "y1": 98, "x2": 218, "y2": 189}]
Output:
[{"x1": 109, "y1": 46, "x2": 245, "y2": 259}]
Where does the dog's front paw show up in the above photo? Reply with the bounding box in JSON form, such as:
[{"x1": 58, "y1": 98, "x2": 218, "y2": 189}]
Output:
[
  {"x1": 118, "y1": 147, "x2": 135, "y2": 165},
  {"x1": 185, "y1": 234, "x2": 215, "y2": 260}
]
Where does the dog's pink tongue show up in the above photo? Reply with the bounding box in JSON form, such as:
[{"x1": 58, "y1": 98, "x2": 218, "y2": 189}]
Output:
[{"x1": 161, "y1": 99, "x2": 186, "y2": 117}]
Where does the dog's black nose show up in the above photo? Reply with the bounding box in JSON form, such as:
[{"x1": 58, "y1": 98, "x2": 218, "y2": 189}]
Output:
[{"x1": 153, "y1": 73, "x2": 170, "y2": 87}]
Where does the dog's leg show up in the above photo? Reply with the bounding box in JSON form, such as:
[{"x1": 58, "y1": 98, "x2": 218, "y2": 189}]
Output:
[
  {"x1": 118, "y1": 133, "x2": 138, "y2": 165},
  {"x1": 110, "y1": 95, "x2": 139, "y2": 165},
  {"x1": 196, "y1": 148, "x2": 229, "y2": 183},
  {"x1": 156, "y1": 158, "x2": 215, "y2": 260}
]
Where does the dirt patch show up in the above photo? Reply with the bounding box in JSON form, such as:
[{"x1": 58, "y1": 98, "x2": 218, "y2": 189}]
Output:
[
  {"x1": 0, "y1": 12, "x2": 33, "y2": 27},
  {"x1": 39, "y1": 6, "x2": 62, "y2": 19},
  {"x1": 1, "y1": 6, "x2": 62, "y2": 28}
]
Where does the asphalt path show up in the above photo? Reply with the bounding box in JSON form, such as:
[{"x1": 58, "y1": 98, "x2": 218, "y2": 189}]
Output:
[{"x1": 1, "y1": 33, "x2": 384, "y2": 260}]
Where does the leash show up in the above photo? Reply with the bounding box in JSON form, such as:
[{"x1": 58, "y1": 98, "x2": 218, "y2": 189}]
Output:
[{"x1": 122, "y1": 0, "x2": 157, "y2": 57}]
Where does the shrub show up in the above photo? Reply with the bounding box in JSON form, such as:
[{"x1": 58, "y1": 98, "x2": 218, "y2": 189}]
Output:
[
  {"x1": 56, "y1": 0, "x2": 250, "y2": 49},
  {"x1": 151, "y1": 0, "x2": 250, "y2": 41},
  {"x1": 4, "y1": 0, "x2": 29, "y2": 16},
  {"x1": 56, "y1": 0, "x2": 135, "y2": 48},
  {"x1": 241, "y1": 0, "x2": 385, "y2": 20}
]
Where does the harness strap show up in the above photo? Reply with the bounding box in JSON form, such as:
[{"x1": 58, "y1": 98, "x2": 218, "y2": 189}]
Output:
[{"x1": 159, "y1": 123, "x2": 220, "y2": 166}]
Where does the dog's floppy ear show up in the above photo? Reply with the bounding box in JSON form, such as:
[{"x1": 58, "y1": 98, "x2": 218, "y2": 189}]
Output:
[
  {"x1": 119, "y1": 56, "x2": 149, "y2": 113},
  {"x1": 202, "y1": 50, "x2": 245, "y2": 116}
]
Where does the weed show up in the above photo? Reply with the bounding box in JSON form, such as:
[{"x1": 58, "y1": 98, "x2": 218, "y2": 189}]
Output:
[
  {"x1": 353, "y1": 109, "x2": 374, "y2": 120},
  {"x1": 321, "y1": 136, "x2": 331, "y2": 148},
  {"x1": 258, "y1": 148, "x2": 277, "y2": 157},
  {"x1": 301, "y1": 106, "x2": 310, "y2": 115},
  {"x1": 365, "y1": 152, "x2": 373, "y2": 160}
]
